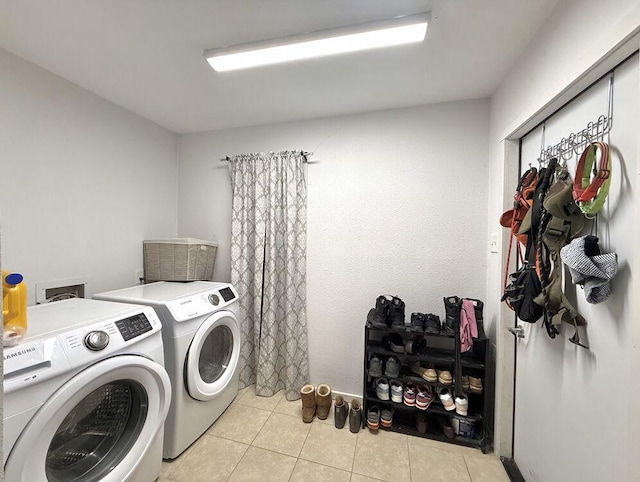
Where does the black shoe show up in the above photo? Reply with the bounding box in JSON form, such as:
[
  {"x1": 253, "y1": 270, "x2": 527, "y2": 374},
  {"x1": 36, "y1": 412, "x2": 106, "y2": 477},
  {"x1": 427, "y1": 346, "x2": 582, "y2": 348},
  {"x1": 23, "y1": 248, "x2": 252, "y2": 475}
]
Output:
[
  {"x1": 334, "y1": 396, "x2": 349, "y2": 429},
  {"x1": 389, "y1": 296, "x2": 405, "y2": 327},
  {"x1": 424, "y1": 314, "x2": 441, "y2": 335},
  {"x1": 349, "y1": 399, "x2": 362, "y2": 433},
  {"x1": 367, "y1": 295, "x2": 391, "y2": 328},
  {"x1": 410, "y1": 312, "x2": 425, "y2": 332},
  {"x1": 443, "y1": 296, "x2": 461, "y2": 336}
]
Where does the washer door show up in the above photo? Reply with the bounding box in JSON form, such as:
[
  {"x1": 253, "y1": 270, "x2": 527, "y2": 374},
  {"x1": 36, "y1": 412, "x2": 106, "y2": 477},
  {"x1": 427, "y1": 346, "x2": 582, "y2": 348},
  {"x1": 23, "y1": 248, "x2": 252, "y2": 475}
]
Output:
[
  {"x1": 185, "y1": 310, "x2": 240, "y2": 401},
  {"x1": 5, "y1": 355, "x2": 171, "y2": 482}
]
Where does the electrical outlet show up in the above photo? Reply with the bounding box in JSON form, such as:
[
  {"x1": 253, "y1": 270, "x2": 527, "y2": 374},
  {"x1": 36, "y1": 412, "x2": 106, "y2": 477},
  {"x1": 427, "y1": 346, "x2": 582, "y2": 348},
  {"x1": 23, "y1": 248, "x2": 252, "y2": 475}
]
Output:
[
  {"x1": 135, "y1": 269, "x2": 144, "y2": 284},
  {"x1": 490, "y1": 233, "x2": 498, "y2": 253}
]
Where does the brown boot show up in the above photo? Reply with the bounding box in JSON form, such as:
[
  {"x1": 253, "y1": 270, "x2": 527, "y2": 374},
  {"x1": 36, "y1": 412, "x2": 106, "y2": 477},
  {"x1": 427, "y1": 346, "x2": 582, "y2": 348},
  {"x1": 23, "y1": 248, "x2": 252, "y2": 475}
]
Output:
[
  {"x1": 315, "y1": 384, "x2": 332, "y2": 420},
  {"x1": 300, "y1": 384, "x2": 316, "y2": 423}
]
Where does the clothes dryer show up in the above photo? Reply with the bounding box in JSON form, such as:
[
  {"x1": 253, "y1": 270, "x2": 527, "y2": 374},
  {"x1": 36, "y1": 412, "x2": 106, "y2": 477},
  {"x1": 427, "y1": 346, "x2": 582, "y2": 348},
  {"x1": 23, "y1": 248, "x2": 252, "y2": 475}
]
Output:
[
  {"x1": 3, "y1": 298, "x2": 171, "y2": 482},
  {"x1": 94, "y1": 281, "x2": 241, "y2": 459}
]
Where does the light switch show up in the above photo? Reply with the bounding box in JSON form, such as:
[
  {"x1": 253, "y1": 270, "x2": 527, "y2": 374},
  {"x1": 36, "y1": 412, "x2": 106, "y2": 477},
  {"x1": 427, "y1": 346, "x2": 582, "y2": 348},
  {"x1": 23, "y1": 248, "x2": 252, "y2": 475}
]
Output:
[{"x1": 490, "y1": 233, "x2": 498, "y2": 253}]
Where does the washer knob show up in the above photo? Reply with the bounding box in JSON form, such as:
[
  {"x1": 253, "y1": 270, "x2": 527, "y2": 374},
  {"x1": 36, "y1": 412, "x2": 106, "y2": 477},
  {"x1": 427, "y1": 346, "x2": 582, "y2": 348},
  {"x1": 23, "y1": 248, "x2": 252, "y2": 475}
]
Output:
[
  {"x1": 84, "y1": 331, "x2": 110, "y2": 351},
  {"x1": 208, "y1": 293, "x2": 220, "y2": 306}
]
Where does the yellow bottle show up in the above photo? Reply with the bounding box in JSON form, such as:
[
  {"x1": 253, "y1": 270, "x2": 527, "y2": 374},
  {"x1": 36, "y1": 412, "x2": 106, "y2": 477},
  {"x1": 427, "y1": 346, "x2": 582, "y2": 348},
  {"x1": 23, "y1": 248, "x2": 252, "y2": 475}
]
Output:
[{"x1": 3, "y1": 270, "x2": 27, "y2": 346}]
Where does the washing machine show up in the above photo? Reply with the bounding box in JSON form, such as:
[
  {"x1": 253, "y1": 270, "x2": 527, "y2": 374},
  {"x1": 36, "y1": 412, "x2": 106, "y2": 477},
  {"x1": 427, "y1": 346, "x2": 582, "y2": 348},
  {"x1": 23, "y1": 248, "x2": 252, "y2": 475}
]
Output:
[
  {"x1": 94, "y1": 281, "x2": 241, "y2": 459},
  {"x1": 3, "y1": 298, "x2": 171, "y2": 482}
]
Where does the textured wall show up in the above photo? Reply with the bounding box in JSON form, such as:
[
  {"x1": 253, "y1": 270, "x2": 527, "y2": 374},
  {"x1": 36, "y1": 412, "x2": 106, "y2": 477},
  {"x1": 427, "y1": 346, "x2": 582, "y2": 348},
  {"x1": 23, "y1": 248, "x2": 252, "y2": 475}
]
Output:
[
  {"x1": 177, "y1": 100, "x2": 490, "y2": 396},
  {"x1": 0, "y1": 49, "x2": 179, "y2": 303}
]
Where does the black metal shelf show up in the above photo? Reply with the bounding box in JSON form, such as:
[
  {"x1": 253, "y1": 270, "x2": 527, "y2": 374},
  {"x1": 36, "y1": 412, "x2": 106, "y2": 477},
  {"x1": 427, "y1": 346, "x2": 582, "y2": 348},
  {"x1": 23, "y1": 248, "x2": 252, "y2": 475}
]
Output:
[{"x1": 363, "y1": 314, "x2": 492, "y2": 453}]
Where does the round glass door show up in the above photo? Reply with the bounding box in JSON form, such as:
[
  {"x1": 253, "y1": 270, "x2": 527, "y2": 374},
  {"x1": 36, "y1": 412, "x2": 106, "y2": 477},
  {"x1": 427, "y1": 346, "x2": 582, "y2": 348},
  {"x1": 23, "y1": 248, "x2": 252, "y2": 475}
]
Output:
[
  {"x1": 46, "y1": 380, "x2": 148, "y2": 482},
  {"x1": 186, "y1": 311, "x2": 240, "y2": 401},
  {"x1": 199, "y1": 325, "x2": 233, "y2": 384}
]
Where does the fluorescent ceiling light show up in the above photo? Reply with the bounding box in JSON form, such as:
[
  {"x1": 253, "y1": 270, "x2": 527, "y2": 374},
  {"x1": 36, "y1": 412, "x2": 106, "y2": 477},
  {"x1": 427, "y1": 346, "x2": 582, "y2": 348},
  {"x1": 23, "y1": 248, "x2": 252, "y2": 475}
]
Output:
[{"x1": 205, "y1": 12, "x2": 429, "y2": 72}]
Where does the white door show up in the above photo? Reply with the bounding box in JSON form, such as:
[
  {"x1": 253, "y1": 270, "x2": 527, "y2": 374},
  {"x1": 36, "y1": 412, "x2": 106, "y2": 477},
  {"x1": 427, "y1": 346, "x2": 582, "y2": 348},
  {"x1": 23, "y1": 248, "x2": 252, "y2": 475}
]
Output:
[
  {"x1": 5, "y1": 355, "x2": 171, "y2": 482},
  {"x1": 512, "y1": 54, "x2": 638, "y2": 482},
  {"x1": 185, "y1": 310, "x2": 240, "y2": 401}
]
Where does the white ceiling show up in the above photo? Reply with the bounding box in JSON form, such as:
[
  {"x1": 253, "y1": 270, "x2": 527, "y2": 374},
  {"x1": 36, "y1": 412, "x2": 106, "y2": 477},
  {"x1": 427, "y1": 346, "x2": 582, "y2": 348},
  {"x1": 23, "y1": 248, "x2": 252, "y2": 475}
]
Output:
[{"x1": 0, "y1": 0, "x2": 559, "y2": 134}]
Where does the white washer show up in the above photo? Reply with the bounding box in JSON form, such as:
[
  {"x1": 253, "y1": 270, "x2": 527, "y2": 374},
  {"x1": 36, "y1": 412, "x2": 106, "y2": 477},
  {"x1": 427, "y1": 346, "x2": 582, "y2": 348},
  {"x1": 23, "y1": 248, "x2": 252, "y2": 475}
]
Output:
[
  {"x1": 94, "y1": 281, "x2": 241, "y2": 459},
  {"x1": 3, "y1": 298, "x2": 171, "y2": 482}
]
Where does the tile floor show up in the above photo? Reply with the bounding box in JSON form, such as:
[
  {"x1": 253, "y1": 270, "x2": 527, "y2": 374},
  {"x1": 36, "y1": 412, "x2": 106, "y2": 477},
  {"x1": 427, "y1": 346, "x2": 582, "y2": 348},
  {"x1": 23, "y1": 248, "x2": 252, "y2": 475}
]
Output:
[{"x1": 159, "y1": 386, "x2": 509, "y2": 482}]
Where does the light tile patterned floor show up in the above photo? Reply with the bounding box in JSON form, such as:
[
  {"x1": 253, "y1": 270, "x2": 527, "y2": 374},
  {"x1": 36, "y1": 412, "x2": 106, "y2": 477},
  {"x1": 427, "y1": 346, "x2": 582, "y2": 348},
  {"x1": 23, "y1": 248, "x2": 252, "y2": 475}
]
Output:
[{"x1": 159, "y1": 386, "x2": 509, "y2": 482}]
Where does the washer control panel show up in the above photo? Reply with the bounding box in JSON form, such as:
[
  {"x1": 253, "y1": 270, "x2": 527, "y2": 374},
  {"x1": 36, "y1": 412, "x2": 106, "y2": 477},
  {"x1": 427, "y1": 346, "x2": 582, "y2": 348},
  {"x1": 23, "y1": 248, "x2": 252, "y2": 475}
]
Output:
[
  {"x1": 115, "y1": 312, "x2": 153, "y2": 341},
  {"x1": 166, "y1": 284, "x2": 238, "y2": 322},
  {"x1": 84, "y1": 330, "x2": 110, "y2": 351}
]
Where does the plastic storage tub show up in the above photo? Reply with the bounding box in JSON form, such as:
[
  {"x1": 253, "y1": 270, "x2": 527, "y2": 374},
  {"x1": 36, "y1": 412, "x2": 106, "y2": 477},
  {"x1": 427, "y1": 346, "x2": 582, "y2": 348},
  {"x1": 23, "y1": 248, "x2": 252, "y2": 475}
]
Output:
[{"x1": 143, "y1": 238, "x2": 217, "y2": 282}]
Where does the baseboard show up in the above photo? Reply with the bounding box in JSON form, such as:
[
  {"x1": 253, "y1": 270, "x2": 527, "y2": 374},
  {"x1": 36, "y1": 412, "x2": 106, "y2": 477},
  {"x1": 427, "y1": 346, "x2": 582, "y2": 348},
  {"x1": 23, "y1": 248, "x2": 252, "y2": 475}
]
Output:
[
  {"x1": 500, "y1": 457, "x2": 526, "y2": 482},
  {"x1": 332, "y1": 389, "x2": 362, "y2": 402}
]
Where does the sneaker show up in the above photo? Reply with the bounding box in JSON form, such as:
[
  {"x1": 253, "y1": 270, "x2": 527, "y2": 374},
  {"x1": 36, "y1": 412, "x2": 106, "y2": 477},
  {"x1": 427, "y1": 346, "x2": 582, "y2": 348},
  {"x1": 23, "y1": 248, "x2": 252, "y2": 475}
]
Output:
[
  {"x1": 424, "y1": 314, "x2": 441, "y2": 335},
  {"x1": 409, "y1": 362, "x2": 437, "y2": 383},
  {"x1": 455, "y1": 394, "x2": 469, "y2": 416},
  {"x1": 437, "y1": 369, "x2": 453, "y2": 386},
  {"x1": 461, "y1": 375, "x2": 470, "y2": 391},
  {"x1": 384, "y1": 356, "x2": 401, "y2": 378},
  {"x1": 403, "y1": 383, "x2": 416, "y2": 407},
  {"x1": 390, "y1": 379, "x2": 403, "y2": 403},
  {"x1": 389, "y1": 296, "x2": 406, "y2": 327},
  {"x1": 369, "y1": 356, "x2": 383, "y2": 377},
  {"x1": 410, "y1": 312, "x2": 425, "y2": 332},
  {"x1": 349, "y1": 399, "x2": 362, "y2": 433},
  {"x1": 334, "y1": 396, "x2": 349, "y2": 429},
  {"x1": 380, "y1": 406, "x2": 394, "y2": 428},
  {"x1": 367, "y1": 295, "x2": 391, "y2": 328},
  {"x1": 438, "y1": 388, "x2": 455, "y2": 411},
  {"x1": 367, "y1": 405, "x2": 381, "y2": 431},
  {"x1": 469, "y1": 376, "x2": 483, "y2": 394},
  {"x1": 415, "y1": 385, "x2": 434, "y2": 410},
  {"x1": 375, "y1": 378, "x2": 390, "y2": 401}
]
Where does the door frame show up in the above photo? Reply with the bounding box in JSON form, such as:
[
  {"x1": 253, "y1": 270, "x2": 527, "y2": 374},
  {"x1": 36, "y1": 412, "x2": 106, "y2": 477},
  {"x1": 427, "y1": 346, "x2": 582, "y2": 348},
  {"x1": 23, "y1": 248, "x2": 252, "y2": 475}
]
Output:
[{"x1": 494, "y1": 33, "x2": 640, "y2": 465}]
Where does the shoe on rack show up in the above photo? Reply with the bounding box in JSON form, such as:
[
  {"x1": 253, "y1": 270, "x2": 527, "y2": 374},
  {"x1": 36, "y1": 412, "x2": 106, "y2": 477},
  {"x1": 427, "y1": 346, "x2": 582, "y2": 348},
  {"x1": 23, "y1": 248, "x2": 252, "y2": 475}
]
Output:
[
  {"x1": 367, "y1": 405, "x2": 381, "y2": 432},
  {"x1": 380, "y1": 406, "x2": 394, "y2": 428},
  {"x1": 437, "y1": 369, "x2": 453, "y2": 386},
  {"x1": 300, "y1": 384, "x2": 316, "y2": 423},
  {"x1": 424, "y1": 314, "x2": 441, "y2": 335},
  {"x1": 437, "y1": 388, "x2": 456, "y2": 411},
  {"x1": 369, "y1": 356, "x2": 383, "y2": 378},
  {"x1": 469, "y1": 376, "x2": 483, "y2": 394},
  {"x1": 384, "y1": 356, "x2": 401, "y2": 378},
  {"x1": 405, "y1": 335, "x2": 426, "y2": 355},
  {"x1": 387, "y1": 333, "x2": 405, "y2": 354},
  {"x1": 315, "y1": 384, "x2": 332, "y2": 420},
  {"x1": 443, "y1": 296, "x2": 462, "y2": 336},
  {"x1": 438, "y1": 416, "x2": 455, "y2": 439},
  {"x1": 461, "y1": 375, "x2": 470, "y2": 392},
  {"x1": 416, "y1": 413, "x2": 428, "y2": 434},
  {"x1": 454, "y1": 394, "x2": 469, "y2": 416},
  {"x1": 334, "y1": 396, "x2": 349, "y2": 429},
  {"x1": 349, "y1": 399, "x2": 362, "y2": 433},
  {"x1": 390, "y1": 379, "x2": 403, "y2": 403},
  {"x1": 415, "y1": 385, "x2": 434, "y2": 411},
  {"x1": 389, "y1": 296, "x2": 406, "y2": 327},
  {"x1": 410, "y1": 312, "x2": 426, "y2": 332},
  {"x1": 403, "y1": 383, "x2": 416, "y2": 407},
  {"x1": 409, "y1": 361, "x2": 437, "y2": 383},
  {"x1": 367, "y1": 295, "x2": 392, "y2": 328},
  {"x1": 375, "y1": 378, "x2": 390, "y2": 401}
]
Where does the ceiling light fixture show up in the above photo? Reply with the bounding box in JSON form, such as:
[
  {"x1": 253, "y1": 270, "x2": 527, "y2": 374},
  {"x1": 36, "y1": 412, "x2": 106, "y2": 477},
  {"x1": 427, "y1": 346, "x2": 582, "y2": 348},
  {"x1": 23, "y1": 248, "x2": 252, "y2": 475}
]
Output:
[{"x1": 204, "y1": 12, "x2": 429, "y2": 72}]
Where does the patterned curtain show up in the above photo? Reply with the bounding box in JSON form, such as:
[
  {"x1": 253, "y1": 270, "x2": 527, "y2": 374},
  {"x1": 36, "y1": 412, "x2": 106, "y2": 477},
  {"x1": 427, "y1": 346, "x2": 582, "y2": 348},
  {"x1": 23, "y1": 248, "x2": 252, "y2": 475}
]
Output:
[{"x1": 228, "y1": 151, "x2": 309, "y2": 400}]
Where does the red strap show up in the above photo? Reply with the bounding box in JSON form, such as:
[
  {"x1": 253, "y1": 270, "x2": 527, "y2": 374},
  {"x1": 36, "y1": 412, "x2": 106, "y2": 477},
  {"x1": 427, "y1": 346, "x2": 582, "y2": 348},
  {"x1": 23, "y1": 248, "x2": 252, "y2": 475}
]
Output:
[{"x1": 573, "y1": 142, "x2": 611, "y2": 202}]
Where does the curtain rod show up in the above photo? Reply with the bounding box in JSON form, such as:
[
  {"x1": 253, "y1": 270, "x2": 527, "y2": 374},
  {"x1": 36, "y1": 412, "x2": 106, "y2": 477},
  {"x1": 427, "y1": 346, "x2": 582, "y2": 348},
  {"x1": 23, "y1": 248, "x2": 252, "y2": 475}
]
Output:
[{"x1": 220, "y1": 151, "x2": 313, "y2": 162}]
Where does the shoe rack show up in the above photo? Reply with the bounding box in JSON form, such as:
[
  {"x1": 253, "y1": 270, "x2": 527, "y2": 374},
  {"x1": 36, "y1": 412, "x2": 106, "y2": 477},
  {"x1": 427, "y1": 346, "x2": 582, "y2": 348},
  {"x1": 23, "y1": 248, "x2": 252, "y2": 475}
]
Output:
[{"x1": 362, "y1": 319, "x2": 493, "y2": 453}]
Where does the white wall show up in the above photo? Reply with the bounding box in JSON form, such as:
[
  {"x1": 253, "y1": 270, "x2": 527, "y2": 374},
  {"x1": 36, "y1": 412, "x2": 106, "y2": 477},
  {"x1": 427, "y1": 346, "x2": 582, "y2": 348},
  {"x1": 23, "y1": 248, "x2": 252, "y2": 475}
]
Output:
[
  {"x1": 177, "y1": 100, "x2": 490, "y2": 396},
  {"x1": 0, "y1": 49, "x2": 179, "y2": 303},
  {"x1": 488, "y1": 0, "x2": 640, "y2": 478}
]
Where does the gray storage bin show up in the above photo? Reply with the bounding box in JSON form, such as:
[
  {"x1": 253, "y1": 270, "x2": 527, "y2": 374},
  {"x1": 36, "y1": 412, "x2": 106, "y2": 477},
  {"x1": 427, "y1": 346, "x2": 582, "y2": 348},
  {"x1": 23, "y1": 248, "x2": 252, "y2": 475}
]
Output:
[{"x1": 143, "y1": 238, "x2": 217, "y2": 282}]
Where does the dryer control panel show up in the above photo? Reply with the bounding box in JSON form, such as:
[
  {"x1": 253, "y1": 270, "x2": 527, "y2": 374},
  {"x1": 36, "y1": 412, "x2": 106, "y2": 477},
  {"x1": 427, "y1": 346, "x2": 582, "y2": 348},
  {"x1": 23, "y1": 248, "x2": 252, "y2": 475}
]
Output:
[{"x1": 166, "y1": 284, "x2": 238, "y2": 322}]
